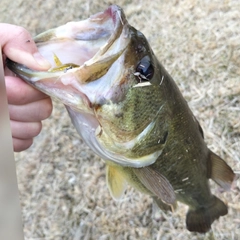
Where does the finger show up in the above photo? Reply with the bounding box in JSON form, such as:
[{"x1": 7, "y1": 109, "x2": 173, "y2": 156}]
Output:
[
  {"x1": 8, "y1": 98, "x2": 52, "y2": 122},
  {"x1": 5, "y1": 76, "x2": 51, "y2": 105},
  {"x1": 10, "y1": 120, "x2": 42, "y2": 140},
  {"x1": 0, "y1": 23, "x2": 50, "y2": 70},
  {"x1": 12, "y1": 138, "x2": 33, "y2": 152}
]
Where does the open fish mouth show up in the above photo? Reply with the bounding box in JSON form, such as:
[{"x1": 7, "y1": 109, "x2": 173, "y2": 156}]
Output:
[
  {"x1": 7, "y1": 5, "x2": 164, "y2": 168},
  {"x1": 7, "y1": 5, "x2": 130, "y2": 112}
]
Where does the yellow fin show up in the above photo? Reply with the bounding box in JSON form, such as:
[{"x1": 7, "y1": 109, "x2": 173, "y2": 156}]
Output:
[
  {"x1": 208, "y1": 151, "x2": 235, "y2": 191},
  {"x1": 53, "y1": 53, "x2": 62, "y2": 66},
  {"x1": 106, "y1": 164, "x2": 127, "y2": 200},
  {"x1": 49, "y1": 53, "x2": 79, "y2": 72}
]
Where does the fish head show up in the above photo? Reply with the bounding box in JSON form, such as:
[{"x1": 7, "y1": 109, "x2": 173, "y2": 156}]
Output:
[{"x1": 7, "y1": 5, "x2": 166, "y2": 167}]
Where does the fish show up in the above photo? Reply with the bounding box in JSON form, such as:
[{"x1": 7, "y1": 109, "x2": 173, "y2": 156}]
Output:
[{"x1": 7, "y1": 5, "x2": 235, "y2": 233}]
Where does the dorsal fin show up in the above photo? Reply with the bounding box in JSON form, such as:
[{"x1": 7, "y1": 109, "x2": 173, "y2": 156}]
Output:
[
  {"x1": 208, "y1": 151, "x2": 235, "y2": 191},
  {"x1": 133, "y1": 167, "x2": 176, "y2": 206},
  {"x1": 106, "y1": 163, "x2": 127, "y2": 200}
]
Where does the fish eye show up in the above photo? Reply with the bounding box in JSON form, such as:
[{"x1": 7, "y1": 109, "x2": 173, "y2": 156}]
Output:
[{"x1": 135, "y1": 56, "x2": 154, "y2": 81}]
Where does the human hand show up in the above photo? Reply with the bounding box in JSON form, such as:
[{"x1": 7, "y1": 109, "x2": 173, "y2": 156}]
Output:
[{"x1": 1, "y1": 24, "x2": 53, "y2": 152}]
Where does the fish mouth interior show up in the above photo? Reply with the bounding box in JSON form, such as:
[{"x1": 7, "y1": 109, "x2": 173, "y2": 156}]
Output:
[{"x1": 36, "y1": 5, "x2": 126, "y2": 69}]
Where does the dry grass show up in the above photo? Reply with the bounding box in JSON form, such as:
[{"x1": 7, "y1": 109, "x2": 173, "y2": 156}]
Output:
[{"x1": 1, "y1": 0, "x2": 240, "y2": 239}]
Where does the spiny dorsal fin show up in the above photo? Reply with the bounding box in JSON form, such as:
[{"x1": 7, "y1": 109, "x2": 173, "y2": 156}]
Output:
[
  {"x1": 133, "y1": 167, "x2": 176, "y2": 205},
  {"x1": 106, "y1": 163, "x2": 127, "y2": 200},
  {"x1": 208, "y1": 151, "x2": 235, "y2": 191}
]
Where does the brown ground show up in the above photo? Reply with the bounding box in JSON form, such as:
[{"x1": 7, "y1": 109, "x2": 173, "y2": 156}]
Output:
[{"x1": 1, "y1": 1, "x2": 240, "y2": 239}]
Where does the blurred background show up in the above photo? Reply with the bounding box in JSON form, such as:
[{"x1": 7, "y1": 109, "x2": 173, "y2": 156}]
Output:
[{"x1": 1, "y1": 0, "x2": 240, "y2": 239}]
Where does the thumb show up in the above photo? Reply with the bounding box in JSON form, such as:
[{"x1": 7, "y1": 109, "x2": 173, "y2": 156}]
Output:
[{"x1": 1, "y1": 23, "x2": 51, "y2": 71}]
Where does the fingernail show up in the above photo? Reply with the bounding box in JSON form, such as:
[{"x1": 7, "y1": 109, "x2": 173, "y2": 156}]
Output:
[{"x1": 33, "y1": 52, "x2": 51, "y2": 69}]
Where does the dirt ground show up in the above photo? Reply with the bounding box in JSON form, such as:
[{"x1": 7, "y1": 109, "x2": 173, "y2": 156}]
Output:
[{"x1": 1, "y1": 0, "x2": 240, "y2": 239}]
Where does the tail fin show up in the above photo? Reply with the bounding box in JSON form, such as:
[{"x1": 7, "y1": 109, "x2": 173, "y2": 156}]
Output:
[{"x1": 186, "y1": 195, "x2": 228, "y2": 233}]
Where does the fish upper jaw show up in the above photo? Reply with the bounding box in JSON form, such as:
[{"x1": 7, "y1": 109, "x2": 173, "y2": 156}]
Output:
[{"x1": 7, "y1": 5, "x2": 131, "y2": 114}]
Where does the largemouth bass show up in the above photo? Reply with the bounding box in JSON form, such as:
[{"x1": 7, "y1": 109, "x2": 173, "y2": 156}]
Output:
[{"x1": 7, "y1": 5, "x2": 235, "y2": 233}]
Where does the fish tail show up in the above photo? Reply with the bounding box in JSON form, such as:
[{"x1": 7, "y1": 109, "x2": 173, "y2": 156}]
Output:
[{"x1": 186, "y1": 195, "x2": 228, "y2": 233}]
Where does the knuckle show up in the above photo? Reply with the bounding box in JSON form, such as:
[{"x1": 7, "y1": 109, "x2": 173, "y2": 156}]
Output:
[
  {"x1": 5, "y1": 76, "x2": 29, "y2": 105},
  {"x1": 13, "y1": 138, "x2": 33, "y2": 152},
  {"x1": 13, "y1": 25, "x2": 31, "y2": 41},
  {"x1": 39, "y1": 98, "x2": 53, "y2": 120},
  {"x1": 25, "y1": 122, "x2": 42, "y2": 138},
  {"x1": 15, "y1": 85, "x2": 29, "y2": 104},
  {"x1": 32, "y1": 122, "x2": 42, "y2": 136}
]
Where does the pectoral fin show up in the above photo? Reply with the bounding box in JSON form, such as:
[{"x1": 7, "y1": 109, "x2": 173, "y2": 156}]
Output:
[
  {"x1": 133, "y1": 167, "x2": 176, "y2": 206},
  {"x1": 106, "y1": 164, "x2": 127, "y2": 200},
  {"x1": 208, "y1": 151, "x2": 235, "y2": 190}
]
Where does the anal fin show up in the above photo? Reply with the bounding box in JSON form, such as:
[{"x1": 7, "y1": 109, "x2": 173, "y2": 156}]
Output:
[
  {"x1": 208, "y1": 151, "x2": 235, "y2": 190},
  {"x1": 106, "y1": 163, "x2": 127, "y2": 200}
]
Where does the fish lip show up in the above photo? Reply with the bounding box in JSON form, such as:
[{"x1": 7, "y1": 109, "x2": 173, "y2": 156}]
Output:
[
  {"x1": 105, "y1": 5, "x2": 128, "y2": 33},
  {"x1": 105, "y1": 5, "x2": 124, "y2": 24}
]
